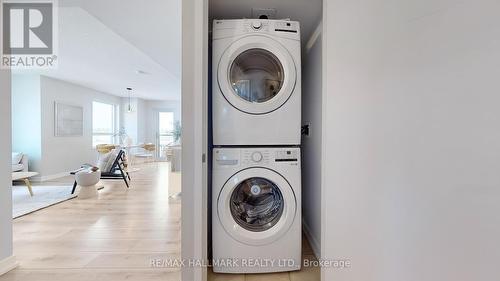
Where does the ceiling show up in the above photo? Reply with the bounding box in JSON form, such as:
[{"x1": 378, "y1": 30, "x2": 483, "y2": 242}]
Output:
[
  {"x1": 18, "y1": 0, "x2": 181, "y2": 101},
  {"x1": 15, "y1": 0, "x2": 321, "y2": 101},
  {"x1": 61, "y1": 0, "x2": 181, "y2": 78},
  {"x1": 209, "y1": 0, "x2": 323, "y2": 42}
]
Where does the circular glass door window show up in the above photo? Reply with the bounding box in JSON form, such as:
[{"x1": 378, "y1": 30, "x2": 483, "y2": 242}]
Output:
[
  {"x1": 230, "y1": 177, "x2": 284, "y2": 232},
  {"x1": 230, "y1": 48, "x2": 284, "y2": 103}
]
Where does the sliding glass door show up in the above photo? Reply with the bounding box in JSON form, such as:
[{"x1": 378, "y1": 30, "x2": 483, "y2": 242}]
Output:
[{"x1": 157, "y1": 111, "x2": 175, "y2": 160}]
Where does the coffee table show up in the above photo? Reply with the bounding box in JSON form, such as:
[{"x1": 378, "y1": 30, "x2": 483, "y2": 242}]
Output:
[{"x1": 12, "y1": 172, "x2": 39, "y2": 196}]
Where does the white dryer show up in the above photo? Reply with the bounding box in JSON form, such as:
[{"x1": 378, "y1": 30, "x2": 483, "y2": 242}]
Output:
[
  {"x1": 212, "y1": 147, "x2": 301, "y2": 274},
  {"x1": 212, "y1": 19, "x2": 302, "y2": 146}
]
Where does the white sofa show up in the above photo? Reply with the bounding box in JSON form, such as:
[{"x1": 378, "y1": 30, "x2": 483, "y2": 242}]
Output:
[{"x1": 12, "y1": 152, "x2": 29, "y2": 172}]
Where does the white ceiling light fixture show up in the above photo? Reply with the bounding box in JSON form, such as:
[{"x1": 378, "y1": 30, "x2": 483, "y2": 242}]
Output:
[{"x1": 127, "y1": 87, "x2": 134, "y2": 112}]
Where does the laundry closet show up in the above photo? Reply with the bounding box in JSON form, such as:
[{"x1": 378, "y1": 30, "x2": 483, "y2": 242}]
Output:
[{"x1": 207, "y1": 0, "x2": 323, "y2": 278}]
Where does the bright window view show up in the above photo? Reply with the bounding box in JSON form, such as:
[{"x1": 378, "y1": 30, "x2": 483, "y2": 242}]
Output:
[
  {"x1": 159, "y1": 111, "x2": 175, "y2": 146},
  {"x1": 92, "y1": 101, "x2": 117, "y2": 147}
]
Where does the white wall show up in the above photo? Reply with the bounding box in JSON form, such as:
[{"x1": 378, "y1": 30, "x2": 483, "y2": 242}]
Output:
[
  {"x1": 137, "y1": 98, "x2": 147, "y2": 143},
  {"x1": 322, "y1": 1, "x2": 500, "y2": 280},
  {"x1": 121, "y1": 98, "x2": 140, "y2": 143},
  {"x1": 121, "y1": 97, "x2": 149, "y2": 143},
  {"x1": 301, "y1": 23, "x2": 322, "y2": 258},
  {"x1": 40, "y1": 76, "x2": 122, "y2": 177},
  {"x1": 11, "y1": 74, "x2": 42, "y2": 172},
  {"x1": 0, "y1": 69, "x2": 13, "y2": 266}
]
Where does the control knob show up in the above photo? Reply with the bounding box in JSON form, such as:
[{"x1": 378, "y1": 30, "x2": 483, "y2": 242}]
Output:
[
  {"x1": 251, "y1": 151, "x2": 263, "y2": 162},
  {"x1": 252, "y1": 21, "x2": 262, "y2": 30}
]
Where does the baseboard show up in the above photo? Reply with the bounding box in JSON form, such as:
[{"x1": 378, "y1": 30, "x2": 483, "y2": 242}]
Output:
[
  {"x1": 32, "y1": 171, "x2": 71, "y2": 182},
  {"x1": 0, "y1": 256, "x2": 18, "y2": 276},
  {"x1": 302, "y1": 221, "x2": 321, "y2": 258}
]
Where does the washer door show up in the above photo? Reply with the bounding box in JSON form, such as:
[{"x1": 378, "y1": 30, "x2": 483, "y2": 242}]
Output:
[
  {"x1": 218, "y1": 167, "x2": 297, "y2": 246},
  {"x1": 218, "y1": 35, "x2": 297, "y2": 115}
]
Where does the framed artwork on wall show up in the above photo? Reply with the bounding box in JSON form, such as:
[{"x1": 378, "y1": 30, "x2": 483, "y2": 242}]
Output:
[{"x1": 55, "y1": 102, "x2": 84, "y2": 137}]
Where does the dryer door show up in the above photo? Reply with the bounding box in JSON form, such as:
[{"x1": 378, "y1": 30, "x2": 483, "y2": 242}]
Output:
[
  {"x1": 217, "y1": 167, "x2": 297, "y2": 246},
  {"x1": 218, "y1": 35, "x2": 297, "y2": 115}
]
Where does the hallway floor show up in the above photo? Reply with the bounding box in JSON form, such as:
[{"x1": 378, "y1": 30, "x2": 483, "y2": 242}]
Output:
[
  {"x1": 1, "y1": 162, "x2": 319, "y2": 281},
  {"x1": 1, "y1": 162, "x2": 181, "y2": 281}
]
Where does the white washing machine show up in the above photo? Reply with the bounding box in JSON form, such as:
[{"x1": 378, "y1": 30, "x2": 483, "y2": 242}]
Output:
[
  {"x1": 212, "y1": 19, "x2": 302, "y2": 146},
  {"x1": 212, "y1": 147, "x2": 301, "y2": 274}
]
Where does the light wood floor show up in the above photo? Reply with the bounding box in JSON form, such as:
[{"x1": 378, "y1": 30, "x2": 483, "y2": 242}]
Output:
[
  {"x1": 2, "y1": 162, "x2": 320, "y2": 281},
  {"x1": 1, "y1": 162, "x2": 181, "y2": 281}
]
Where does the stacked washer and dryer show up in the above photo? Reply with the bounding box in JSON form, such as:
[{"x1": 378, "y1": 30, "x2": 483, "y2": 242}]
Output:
[{"x1": 212, "y1": 19, "x2": 302, "y2": 274}]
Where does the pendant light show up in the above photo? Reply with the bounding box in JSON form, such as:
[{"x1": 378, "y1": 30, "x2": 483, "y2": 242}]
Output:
[{"x1": 127, "y1": 87, "x2": 133, "y2": 112}]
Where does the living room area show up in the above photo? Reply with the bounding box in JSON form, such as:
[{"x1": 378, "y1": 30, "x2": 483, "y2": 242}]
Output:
[
  {"x1": 9, "y1": 0, "x2": 181, "y2": 214},
  {"x1": 6, "y1": 1, "x2": 183, "y2": 278},
  {"x1": 11, "y1": 73, "x2": 182, "y2": 217}
]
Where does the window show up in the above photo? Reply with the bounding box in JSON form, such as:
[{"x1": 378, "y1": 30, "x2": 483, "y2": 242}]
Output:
[
  {"x1": 158, "y1": 112, "x2": 175, "y2": 158},
  {"x1": 159, "y1": 111, "x2": 175, "y2": 146},
  {"x1": 92, "y1": 101, "x2": 117, "y2": 147}
]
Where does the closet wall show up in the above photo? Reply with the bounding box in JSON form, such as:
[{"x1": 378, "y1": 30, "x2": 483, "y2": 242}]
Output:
[
  {"x1": 322, "y1": 1, "x2": 500, "y2": 280},
  {"x1": 301, "y1": 21, "x2": 322, "y2": 257}
]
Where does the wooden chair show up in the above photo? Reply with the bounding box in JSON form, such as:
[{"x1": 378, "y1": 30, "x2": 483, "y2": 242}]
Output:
[
  {"x1": 71, "y1": 150, "x2": 130, "y2": 194},
  {"x1": 96, "y1": 144, "x2": 118, "y2": 154},
  {"x1": 96, "y1": 144, "x2": 118, "y2": 160},
  {"x1": 134, "y1": 143, "x2": 156, "y2": 163}
]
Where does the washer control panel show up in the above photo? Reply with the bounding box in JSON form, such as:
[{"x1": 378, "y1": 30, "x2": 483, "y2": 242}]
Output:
[
  {"x1": 214, "y1": 149, "x2": 240, "y2": 166},
  {"x1": 242, "y1": 149, "x2": 271, "y2": 165},
  {"x1": 275, "y1": 149, "x2": 299, "y2": 162},
  {"x1": 251, "y1": 151, "x2": 263, "y2": 162},
  {"x1": 214, "y1": 147, "x2": 300, "y2": 168}
]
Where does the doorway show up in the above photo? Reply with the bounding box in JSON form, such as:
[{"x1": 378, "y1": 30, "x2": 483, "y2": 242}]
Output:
[{"x1": 5, "y1": 1, "x2": 184, "y2": 280}]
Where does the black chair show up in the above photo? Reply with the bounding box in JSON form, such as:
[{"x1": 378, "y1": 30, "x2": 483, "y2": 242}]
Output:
[{"x1": 71, "y1": 149, "x2": 130, "y2": 194}]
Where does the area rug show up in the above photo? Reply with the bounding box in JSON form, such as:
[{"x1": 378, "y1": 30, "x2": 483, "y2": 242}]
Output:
[{"x1": 12, "y1": 185, "x2": 76, "y2": 219}]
